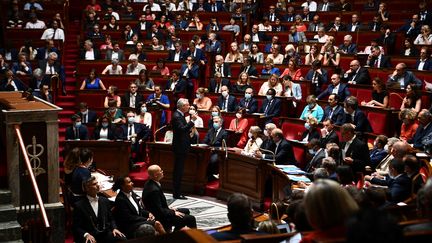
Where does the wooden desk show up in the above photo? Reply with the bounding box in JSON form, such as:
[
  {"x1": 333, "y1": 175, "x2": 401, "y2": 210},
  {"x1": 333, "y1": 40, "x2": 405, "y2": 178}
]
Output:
[
  {"x1": 217, "y1": 150, "x2": 271, "y2": 208},
  {"x1": 63, "y1": 140, "x2": 131, "y2": 179},
  {"x1": 147, "y1": 142, "x2": 211, "y2": 195}
]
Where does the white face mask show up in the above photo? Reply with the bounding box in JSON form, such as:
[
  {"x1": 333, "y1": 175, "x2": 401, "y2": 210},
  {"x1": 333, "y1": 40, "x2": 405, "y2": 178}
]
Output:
[
  {"x1": 189, "y1": 110, "x2": 196, "y2": 115},
  {"x1": 384, "y1": 144, "x2": 389, "y2": 152},
  {"x1": 236, "y1": 113, "x2": 242, "y2": 119},
  {"x1": 264, "y1": 130, "x2": 269, "y2": 136},
  {"x1": 248, "y1": 132, "x2": 253, "y2": 138},
  {"x1": 222, "y1": 91, "x2": 228, "y2": 97}
]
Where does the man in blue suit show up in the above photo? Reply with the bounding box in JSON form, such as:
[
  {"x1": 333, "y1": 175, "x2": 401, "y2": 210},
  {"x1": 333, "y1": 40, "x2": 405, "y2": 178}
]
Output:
[
  {"x1": 77, "y1": 102, "x2": 97, "y2": 124},
  {"x1": 65, "y1": 114, "x2": 89, "y2": 140},
  {"x1": 121, "y1": 111, "x2": 151, "y2": 164},
  {"x1": 259, "y1": 88, "x2": 281, "y2": 124},
  {"x1": 205, "y1": 0, "x2": 225, "y2": 12},
  {"x1": 317, "y1": 74, "x2": 351, "y2": 101},
  {"x1": 165, "y1": 70, "x2": 187, "y2": 95},
  {"x1": 217, "y1": 85, "x2": 237, "y2": 112},
  {"x1": 184, "y1": 42, "x2": 207, "y2": 65},
  {"x1": 34, "y1": 39, "x2": 60, "y2": 63},
  {"x1": 322, "y1": 94, "x2": 345, "y2": 125},
  {"x1": 343, "y1": 96, "x2": 373, "y2": 134},
  {"x1": 238, "y1": 88, "x2": 258, "y2": 114},
  {"x1": 414, "y1": 47, "x2": 432, "y2": 71},
  {"x1": 202, "y1": 116, "x2": 228, "y2": 180},
  {"x1": 387, "y1": 63, "x2": 422, "y2": 89},
  {"x1": 0, "y1": 69, "x2": 28, "y2": 91},
  {"x1": 409, "y1": 109, "x2": 432, "y2": 149},
  {"x1": 338, "y1": 34, "x2": 357, "y2": 54}
]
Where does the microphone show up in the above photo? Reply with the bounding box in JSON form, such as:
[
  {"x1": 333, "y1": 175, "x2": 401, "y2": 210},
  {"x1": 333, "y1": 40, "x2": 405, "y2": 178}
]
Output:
[
  {"x1": 259, "y1": 147, "x2": 276, "y2": 165},
  {"x1": 153, "y1": 125, "x2": 167, "y2": 142},
  {"x1": 221, "y1": 139, "x2": 228, "y2": 159}
]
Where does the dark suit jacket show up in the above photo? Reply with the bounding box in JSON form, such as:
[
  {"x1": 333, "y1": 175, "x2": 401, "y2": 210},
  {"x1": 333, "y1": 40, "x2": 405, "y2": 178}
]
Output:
[
  {"x1": 340, "y1": 137, "x2": 371, "y2": 173},
  {"x1": 105, "y1": 49, "x2": 125, "y2": 61},
  {"x1": 301, "y1": 129, "x2": 321, "y2": 142},
  {"x1": 305, "y1": 69, "x2": 328, "y2": 93},
  {"x1": 368, "y1": 21, "x2": 382, "y2": 32},
  {"x1": 179, "y1": 64, "x2": 199, "y2": 80},
  {"x1": 79, "y1": 48, "x2": 100, "y2": 60},
  {"x1": 212, "y1": 63, "x2": 232, "y2": 77},
  {"x1": 217, "y1": 95, "x2": 238, "y2": 112},
  {"x1": 203, "y1": 128, "x2": 228, "y2": 147},
  {"x1": 184, "y1": 48, "x2": 207, "y2": 64},
  {"x1": 259, "y1": 98, "x2": 281, "y2": 122},
  {"x1": 204, "y1": 2, "x2": 225, "y2": 12},
  {"x1": 114, "y1": 191, "x2": 151, "y2": 237},
  {"x1": 35, "y1": 47, "x2": 60, "y2": 61},
  {"x1": 264, "y1": 138, "x2": 296, "y2": 165},
  {"x1": 342, "y1": 67, "x2": 371, "y2": 84},
  {"x1": 338, "y1": 43, "x2": 357, "y2": 54},
  {"x1": 317, "y1": 83, "x2": 351, "y2": 101},
  {"x1": 167, "y1": 50, "x2": 187, "y2": 62},
  {"x1": 93, "y1": 125, "x2": 117, "y2": 140},
  {"x1": 319, "y1": 129, "x2": 339, "y2": 148},
  {"x1": 366, "y1": 55, "x2": 392, "y2": 68},
  {"x1": 323, "y1": 105, "x2": 345, "y2": 126},
  {"x1": 121, "y1": 92, "x2": 144, "y2": 110},
  {"x1": 371, "y1": 173, "x2": 412, "y2": 203},
  {"x1": 66, "y1": 125, "x2": 89, "y2": 140},
  {"x1": 369, "y1": 148, "x2": 388, "y2": 168},
  {"x1": 239, "y1": 65, "x2": 258, "y2": 77},
  {"x1": 78, "y1": 110, "x2": 98, "y2": 124},
  {"x1": 142, "y1": 179, "x2": 175, "y2": 228},
  {"x1": 414, "y1": 59, "x2": 432, "y2": 71},
  {"x1": 250, "y1": 32, "x2": 269, "y2": 42},
  {"x1": 165, "y1": 78, "x2": 187, "y2": 94},
  {"x1": 171, "y1": 110, "x2": 194, "y2": 154},
  {"x1": 386, "y1": 70, "x2": 422, "y2": 89},
  {"x1": 38, "y1": 60, "x2": 66, "y2": 82},
  {"x1": 72, "y1": 196, "x2": 118, "y2": 243},
  {"x1": 0, "y1": 77, "x2": 28, "y2": 91},
  {"x1": 305, "y1": 149, "x2": 326, "y2": 172},
  {"x1": 343, "y1": 109, "x2": 373, "y2": 133},
  {"x1": 326, "y1": 22, "x2": 347, "y2": 32},
  {"x1": 120, "y1": 122, "x2": 150, "y2": 141},
  {"x1": 208, "y1": 78, "x2": 231, "y2": 93},
  {"x1": 409, "y1": 122, "x2": 432, "y2": 149},
  {"x1": 146, "y1": 30, "x2": 164, "y2": 41},
  {"x1": 238, "y1": 97, "x2": 258, "y2": 114}
]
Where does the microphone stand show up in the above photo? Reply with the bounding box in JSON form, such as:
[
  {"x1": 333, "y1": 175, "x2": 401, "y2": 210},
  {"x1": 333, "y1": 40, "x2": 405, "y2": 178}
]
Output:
[
  {"x1": 259, "y1": 147, "x2": 276, "y2": 166},
  {"x1": 153, "y1": 125, "x2": 167, "y2": 142}
]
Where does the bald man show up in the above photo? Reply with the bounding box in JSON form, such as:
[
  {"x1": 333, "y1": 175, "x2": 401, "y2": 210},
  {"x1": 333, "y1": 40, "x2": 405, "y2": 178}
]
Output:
[
  {"x1": 342, "y1": 60, "x2": 371, "y2": 84},
  {"x1": 142, "y1": 165, "x2": 197, "y2": 232}
]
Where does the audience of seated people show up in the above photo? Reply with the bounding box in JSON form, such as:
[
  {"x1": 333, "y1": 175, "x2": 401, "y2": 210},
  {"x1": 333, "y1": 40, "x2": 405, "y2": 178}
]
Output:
[{"x1": 6, "y1": 1, "x2": 432, "y2": 242}]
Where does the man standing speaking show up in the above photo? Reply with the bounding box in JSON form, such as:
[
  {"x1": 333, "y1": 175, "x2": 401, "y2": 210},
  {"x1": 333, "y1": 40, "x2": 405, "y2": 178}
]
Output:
[{"x1": 171, "y1": 98, "x2": 197, "y2": 199}]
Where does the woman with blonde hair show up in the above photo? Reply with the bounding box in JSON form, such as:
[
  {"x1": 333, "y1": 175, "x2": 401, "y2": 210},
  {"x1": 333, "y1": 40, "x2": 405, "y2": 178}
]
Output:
[
  {"x1": 233, "y1": 72, "x2": 252, "y2": 94},
  {"x1": 302, "y1": 179, "x2": 359, "y2": 243},
  {"x1": 258, "y1": 74, "x2": 283, "y2": 96},
  {"x1": 399, "y1": 108, "x2": 419, "y2": 142},
  {"x1": 241, "y1": 126, "x2": 262, "y2": 157},
  {"x1": 193, "y1": 87, "x2": 212, "y2": 111},
  {"x1": 225, "y1": 42, "x2": 244, "y2": 63}
]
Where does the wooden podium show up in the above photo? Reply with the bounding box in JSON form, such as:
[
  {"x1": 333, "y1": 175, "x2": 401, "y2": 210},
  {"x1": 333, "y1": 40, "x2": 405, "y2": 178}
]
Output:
[{"x1": 0, "y1": 92, "x2": 62, "y2": 206}]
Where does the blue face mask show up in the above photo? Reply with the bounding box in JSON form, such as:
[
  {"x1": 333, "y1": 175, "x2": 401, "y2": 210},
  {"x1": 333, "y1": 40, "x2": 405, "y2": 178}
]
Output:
[
  {"x1": 213, "y1": 123, "x2": 220, "y2": 130},
  {"x1": 245, "y1": 93, "x2": 252, "y2": 99},
  {"x1": 308, "y1": 103, "x2": 315, "y2": 110},
  {"x1": 266, "y1": 95, "x2": 273, "y2": 101},
  {"x1": 141, "y1": 107, "x2": 147, "y2": 113},
  {"x1": 211, "y1": 111, "x2": 218, "y2": 117},
  {"x1": 102, "y1": 122, "x2": 109, "y2": 128},
  {"x1": 196, "y1": 94, "x2": 202, "y2": 99},
  {"x1": 75, "y1": 122, "x2": 81, "y2": 128},
  {"x1": 128, "y1": 117, "x2": 135, "y2": 124},
  {"x1": 304, "y1": 123, "x2": 311, "y2": 130}
]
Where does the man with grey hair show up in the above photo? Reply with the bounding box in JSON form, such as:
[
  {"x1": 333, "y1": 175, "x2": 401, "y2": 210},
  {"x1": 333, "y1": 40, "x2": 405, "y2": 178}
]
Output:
[
  {"x1": 126, "y1": 54, "x2": 146, "y2": 75},
  {"x1": 338, "y1": 34, "x2": 357, "y2": 54},
  {"x1": 212, "y1": 55, "x2": 231, "y2": 78},
  {"x1": 410, "y1": 109, "x2": 432, "y2": 149},
  {"x1": 29, "y1": 68, "x2": 48, "y2": 91},
  {"x1": 38, "y1": 51, "x2": 66, "y2": 94},
  {"x1": 79, "y1": 39, "x2": 100, "y2": 60},
  {"x1": 170, "y1": 98, "x2": 197, "y2": 199},
  {"x1": 374, "y1": 137, "x2": 402, "y2": 175}
]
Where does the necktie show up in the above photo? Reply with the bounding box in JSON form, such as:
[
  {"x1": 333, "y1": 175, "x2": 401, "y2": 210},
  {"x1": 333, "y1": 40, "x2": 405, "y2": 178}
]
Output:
[
  {"x1": 216, "y1": 84, "x2": 220, "y2": 93},
  {"x1": 211, "y1": 130, "x2": 217, "y2": 144},
  {"x1": 129, "y1": 125, "x2": 132, "y2": 136},
  {"x1": 373, "y1": 23, "x2": 377, "y2": 31},
  {"x1": 75, "y1": 128, "x2": 80, "y2": 139},
  {"x1": 217, "y1": 66, "x2": 221, "y2": 73},
  {"x1": 50, "y1": 65, "x2": 54, "y2": 74},
  {"x1": 374, "y1": 59, "x2": 378, "y2": 68},
  {"x1": 329, "y1": 108, "x2": 334, "y2": 118},
  {"x1": 323, "y1": 3, "x2": 327, "y2": 11},
  {"x1": 52, "y1": 29, "x2": 57, "y2": 40},
  {"x1": 84, "y1": 114, "x2": 87, "y2": 123},
  {"x1": 223, "y1": 98, "x2": 227, "y2": 110},
  {"x1": 213, "y1": 4, "x2": 216, "y2": 12},
  {"x1": 264, "y1": 100, "x2": 272, "y2": 114},
  {"x1": 245, "y1": 100, "x2": 249, "y2": 108}
]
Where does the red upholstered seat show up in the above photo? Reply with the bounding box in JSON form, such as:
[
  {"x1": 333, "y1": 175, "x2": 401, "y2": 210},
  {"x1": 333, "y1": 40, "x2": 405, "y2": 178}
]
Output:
[
  {"x1": 281, "y1": 122, "x2": 304, "y2": 140},
  {"x1": 388, "y1": 92, "x2": 405, "y2": 110},
  {"x1": 292, "y1": 145, "x2": 306, "y2": 169},
  {"x1": 367, "y1": 112, "x2": 388, "y2": 135},
  {"x1": 356, "y1": 89, "x2": 373, "y2": 104}
]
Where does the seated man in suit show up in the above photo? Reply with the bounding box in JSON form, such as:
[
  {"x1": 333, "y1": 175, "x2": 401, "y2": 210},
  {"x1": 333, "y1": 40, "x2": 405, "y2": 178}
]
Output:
[
  {"x1": 317, "y1": 74, "x2": 351, "y2": 101},
  {"x1": 38, "y1": 51, "x2": 66, "y2": 94},
  {"x1": 202, "y1": 115, "x2": 228, "y2": 180},
  {"x1": 0, "y1": 69, "x2": 28, "y2": 91},
  {"x1": 238, "y1": 87, "x2": 258, "y2": 114},
  {"x1": 212, "y1": 55, "x2": 231, "y2": 78},
  {"x1": 322, "y1": 94, "x2": 345, "y2": 125},
  {"x1": 340, "y1": 123, "x2": 371, "y2": 174},
  {"x1": 66, "y1": 114, "x2": 89, "y2": 140},
  {"x1": 209, "y1": 72, "x2": 231, "y2": 93},
  {"x1": 303, "y1": 60, "x2": 328, "y2": 95},
  {"x1": 122, "y1": 82, "x2": 144, "y2": 110},
  {"x1": 184, "y1": 42, "x2": 207, "y2": 65},
  {"x1": 386, "y1": 63, "x2": 422, "y2": 89},
  {"x1": 343, "y1": 96, "x2": 373, "y2": 134},
  {"x1": 142, "y1": 165, "x2": 196, "y2": 232},
  {"x1": 165, "y1": 69, "x2": 187, "y2": 95},
  {"x1": 259, "y1": 88, "x2": 281, "y2": 124},
  {"x1": 167, "y1": 41, "x2": 186, "y2": 62},
  {"x1": 121, "y1": 111, "x2": 151, "y2": 164},
  {"x1": 338, "y1": 35, "x2": 357, "y2": 54},
  {"x1": 414, "y1": 47, "x2": 432, "y2": 71},
  {"x1": 342, "y1": 60, "x2": 371, "y2": 85},
  {"x1": 259, "y1": 123, "x2": 277, "y2": 152},
  {"x1": 409, "y1": 109, "x2": 432, "y2": 149},
  {"x1": 211, "y1": 193, "x2": 259, "y2": 241},
  {"x1": 77, "y1": 102, "x2": 97, "y2": 124},
  {"x1": 34, "y1": 40, "x2": 60, "y2": 63},
  {"x1": 256, "y1": 128, "x2": 296, "y2": 165},
  {"x1": 369, "y1": 135, "x2": 389, "y2": 169},
  {"x1": 319, "y1": 118, "x2": 339, "y2": 148},
  {"x1": 305, "y1": 138, "x2": 326, "y2": 173},
  {"x1": 217, "y1": 85, "x2": 237, "y2": 112},
  {"x1": 365, "y1": 159, "x2": 412, "y2": 205},
  {"x1": 288, "y1": 26, "x2": 307, "y2": 44},
  {"x1": 73, "y1": 176, "x2": 126, "y2": 243},
  {"x1": 11, "y1": 52, "x2": 32, "y2": 77},
  {"x1": 79, "y1": 39, "x2": 100, "y2": 60},
  {"x1": 105, "y1": 42, "x2": 125, "y2": 61},
  {"x1": 365, "y1": 46, "x2": 391, "y2": 68},
  {"x1": 239, "y1": 56, "x2": 259, "y2": 77}
]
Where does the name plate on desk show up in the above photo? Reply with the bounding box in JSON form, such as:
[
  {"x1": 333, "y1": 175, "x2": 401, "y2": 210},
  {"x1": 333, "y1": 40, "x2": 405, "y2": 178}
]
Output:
[{"x1": 191, "y1": 144, "x2": 209, "y2": 147}]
